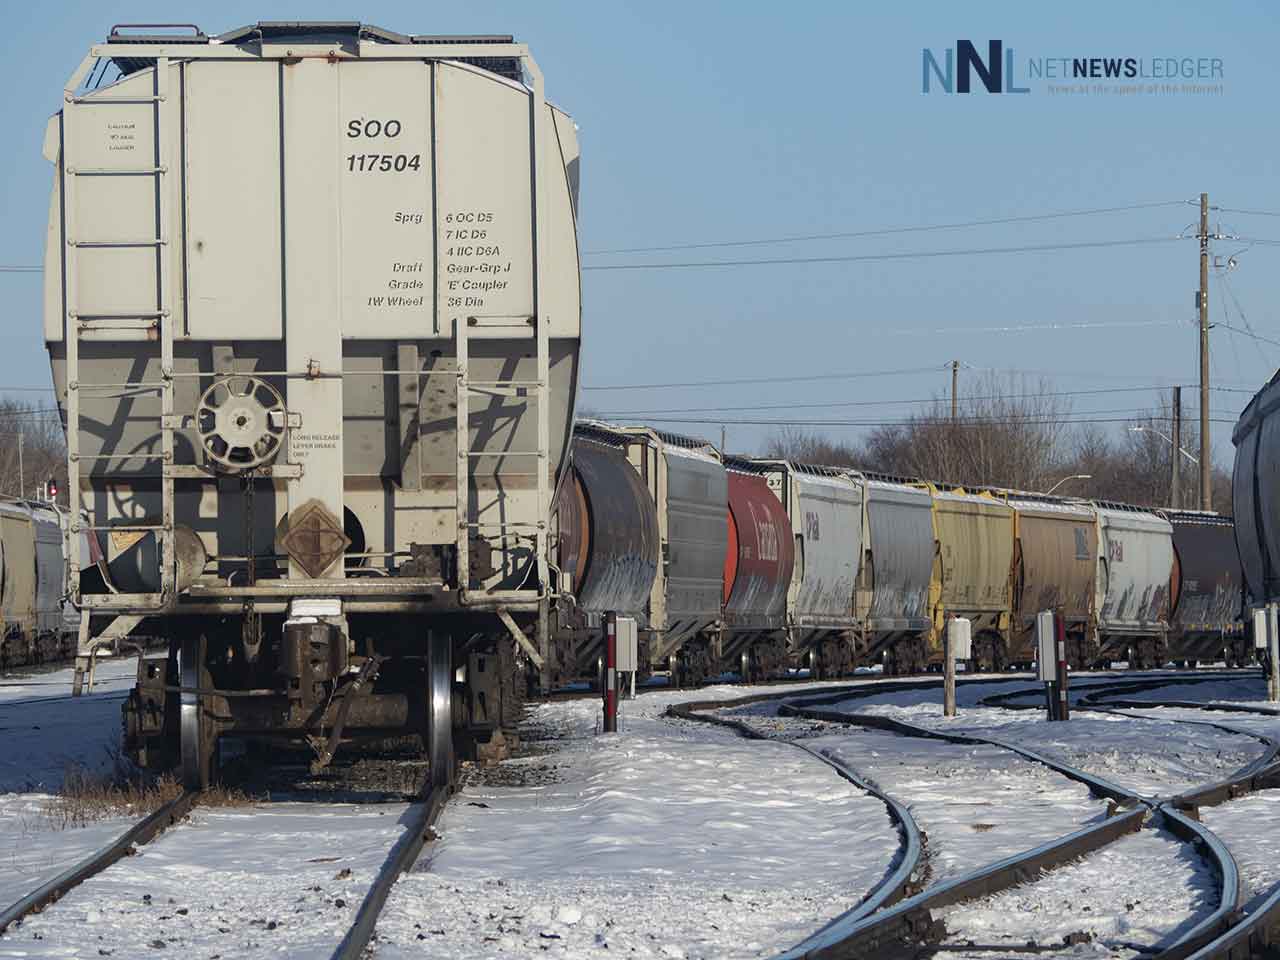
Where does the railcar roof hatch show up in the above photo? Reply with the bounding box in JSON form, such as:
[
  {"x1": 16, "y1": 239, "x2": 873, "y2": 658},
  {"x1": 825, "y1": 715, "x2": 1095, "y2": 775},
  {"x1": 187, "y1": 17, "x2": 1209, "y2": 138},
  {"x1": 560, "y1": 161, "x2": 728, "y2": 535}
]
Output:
[{"x1": 104, "y1": 22, "x2": 523, "y2": 82}]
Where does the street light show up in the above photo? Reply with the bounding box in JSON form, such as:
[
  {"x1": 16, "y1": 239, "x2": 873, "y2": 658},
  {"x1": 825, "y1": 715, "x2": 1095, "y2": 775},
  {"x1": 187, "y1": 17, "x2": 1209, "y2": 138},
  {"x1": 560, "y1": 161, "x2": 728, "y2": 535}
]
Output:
[
  {"x1": 1045, "y1": 473, "x2": 1091, "y2": 496},
  {"x1": 1129, "y1": 425, "x2": 1199, "y2": 464}
]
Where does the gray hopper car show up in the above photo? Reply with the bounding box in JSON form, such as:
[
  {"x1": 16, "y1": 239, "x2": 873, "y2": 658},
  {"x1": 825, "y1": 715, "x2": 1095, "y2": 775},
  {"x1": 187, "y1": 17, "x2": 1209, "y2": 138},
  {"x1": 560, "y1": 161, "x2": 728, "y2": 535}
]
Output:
[
  {"x1": 43, "y1": 22, "x2": 581, "y2": 788},
  {"x1": 0, "y1": 499, "x2": 80, "y2": 668}
]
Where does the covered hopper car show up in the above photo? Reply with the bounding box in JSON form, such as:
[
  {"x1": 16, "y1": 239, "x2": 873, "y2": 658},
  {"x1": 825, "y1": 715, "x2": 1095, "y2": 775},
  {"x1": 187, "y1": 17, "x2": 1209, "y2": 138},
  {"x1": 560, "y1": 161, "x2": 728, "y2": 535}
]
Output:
[
  {"x1": 0, "y1": 499, "x2": 80, "y2": 668},
  {"x1": 1233, "y1": 371, "x2": 1280, "y2": 628},
  {"x1": 923, "y1": 487, "x2": 1014, "y2": 670},
  {"x1": 1165, "y1": 511, "x2": 1247, "y2": 666},
  {"x1": 859, "y1": 480, "x2": 934, "y2": 674},
  {"x1": 45, "y1": 22, "x2": 582, "y2": 787},
  {"x1": 749, "y1": 461, "x2": 862, "y2": 680},
  {"x1": 1007, "y1": 498, "x2": 1098, "y2": 668},
  {"x1": 1092, "y1": 505, "x2": 1174, "y2": 668},
  {"x1": 718, "y1": 461, "x2": 795, "y2": 680}
]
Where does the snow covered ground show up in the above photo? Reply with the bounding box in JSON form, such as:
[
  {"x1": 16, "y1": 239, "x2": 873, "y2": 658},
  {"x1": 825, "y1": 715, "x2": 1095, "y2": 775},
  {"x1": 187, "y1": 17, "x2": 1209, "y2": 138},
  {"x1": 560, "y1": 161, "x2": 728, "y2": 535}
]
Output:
[
  {"x1": 374, "y1": 684, "x2": 904, "y2": 960},
  {"x1": 938, "y1": 827, "x2": 1218, "y2": 958},
  {"x1": 1200, "y1": 790, "x2": 1280, "y2": 898},
  {"x1": 811, "y1": 729, "x2": 1108, "y2": 886},
  {"x1": 824, "y1": 684, "x2": 1265, "y2": 798},
  {"x1": 0, "y1": 665, "x2": 1263, "y2": 958},
  {"x1": 0, "y1": 653, "x2": 140, "y2": 791},
  {"x1": 715, "y1": 701, "x2": 1110, "y2": 886},
  {"x1": 0, "y1": 797, "x2": 135, "y2": 908},
  {"x1": 1095, "y1": 675, "x2": 1273, "y2": 708},
  {"x1": 1, "y1": 802, "x2": 412, "y2": 959},
  {"x1": 0, "y1": 654, "x2": 147, "y2": 926}
]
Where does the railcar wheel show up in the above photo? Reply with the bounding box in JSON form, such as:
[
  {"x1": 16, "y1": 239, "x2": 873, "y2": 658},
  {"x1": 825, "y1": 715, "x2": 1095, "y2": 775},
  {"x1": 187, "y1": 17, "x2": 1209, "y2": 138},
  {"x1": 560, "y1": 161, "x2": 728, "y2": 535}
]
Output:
[
  {"x1": 179, "y1": 633, "x2": 215, "y2": 791},
  {"x1": 427, "y1": 635, "x2": 454, "y2": 789}
]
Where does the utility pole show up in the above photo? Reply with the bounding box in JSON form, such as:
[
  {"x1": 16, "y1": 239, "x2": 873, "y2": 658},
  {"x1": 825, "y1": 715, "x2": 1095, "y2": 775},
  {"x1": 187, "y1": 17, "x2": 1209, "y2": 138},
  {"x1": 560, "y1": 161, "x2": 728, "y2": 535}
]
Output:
[
  {"x1": 16, "y1": 431, "x2": 22, "y2": 500},
  {"x1": 1170, "y1": 386, "x2": 1181, "y2": 510},
  {"x1": 720, "y1": 424, "x2": 726, "y2": 454},
  {"x1": 951, "y1": 360, "x2": 959, "y2": 423},
  {"x1": 1198, "y1": 193, "x2": 1212, "y2": 510}
]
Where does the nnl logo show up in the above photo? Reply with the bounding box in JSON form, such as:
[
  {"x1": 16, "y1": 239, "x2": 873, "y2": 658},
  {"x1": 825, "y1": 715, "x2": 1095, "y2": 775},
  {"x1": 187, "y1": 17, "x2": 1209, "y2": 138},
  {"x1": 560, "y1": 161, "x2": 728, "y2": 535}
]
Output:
[{"x1": 922, "y1": 40, "x2": 1030, "y2": 94}]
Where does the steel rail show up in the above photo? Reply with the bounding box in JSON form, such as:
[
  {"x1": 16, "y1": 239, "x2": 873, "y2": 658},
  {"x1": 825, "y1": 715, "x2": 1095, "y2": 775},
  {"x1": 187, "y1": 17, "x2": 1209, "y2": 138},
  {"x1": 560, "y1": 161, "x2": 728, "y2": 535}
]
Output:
[
  {"x1": 779, "y1": 810, "x2": 1146, "y2": 960},
  {"x1": 979, "y1": 676, "x2": 1280, "y2": 959},
  {"x1": 0, "y1": 789, "x2": 197, "y2": 934},
  {"x1": 780, "y1": 699, "x2": 1141, "y2": 805},
  {"x1": 771, "y1": 686, "x2": 1256, "y2": 959},
  {"x1": 667, "y1": 699, "x2": 926, "y2": 926},
  {"x1": 1063, "y1": 679, "x2": 1280, "y2": 959},
  {"x1": 329, "y1": 783, "x2": 450, "y2": 960},
  {"x1": 670, "y1": 688, "x2": 1151, "y2": 960},
  {"x1": 1153, "y1": 806, "x2": 1247, "y2": 960}
]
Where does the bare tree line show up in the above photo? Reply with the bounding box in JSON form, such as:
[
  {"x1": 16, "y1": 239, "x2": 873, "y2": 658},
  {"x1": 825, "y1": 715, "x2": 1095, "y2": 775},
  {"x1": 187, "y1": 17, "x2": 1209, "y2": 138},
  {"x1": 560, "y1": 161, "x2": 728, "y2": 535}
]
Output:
[
  {"x1": 0, "y1": 398, "x2": 65, "y2": 501},
  {"x1": 763, "y1": 372, "x2": 1234, "y2": 512}
]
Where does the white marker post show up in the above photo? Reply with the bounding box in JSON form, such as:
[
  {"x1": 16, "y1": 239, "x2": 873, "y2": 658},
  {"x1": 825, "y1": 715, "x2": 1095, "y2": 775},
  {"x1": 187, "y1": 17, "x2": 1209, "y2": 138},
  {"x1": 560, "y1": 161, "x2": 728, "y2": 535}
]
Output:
[
  {"x1": 616, "y1": 616, "x2": 639, "y2": 700},
  {"x1": 945, "y1": 617, "x2": 971, "y2": 717},
  {"x1": 1036, "y1": 611, "x2": 1058, "y2": 720}
]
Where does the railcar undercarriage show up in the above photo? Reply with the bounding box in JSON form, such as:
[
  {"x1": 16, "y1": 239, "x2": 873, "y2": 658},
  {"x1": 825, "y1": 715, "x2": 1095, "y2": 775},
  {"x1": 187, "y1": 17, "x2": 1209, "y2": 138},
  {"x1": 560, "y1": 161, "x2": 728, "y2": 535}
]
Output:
[{"x1": 122, "y1": 608, "x2": 529, "y2": 790}]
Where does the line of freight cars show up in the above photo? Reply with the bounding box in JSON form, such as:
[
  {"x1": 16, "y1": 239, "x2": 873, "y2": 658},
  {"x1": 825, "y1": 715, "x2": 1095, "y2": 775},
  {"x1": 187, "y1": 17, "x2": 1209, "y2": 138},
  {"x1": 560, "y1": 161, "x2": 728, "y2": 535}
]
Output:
[{"x1": 549, "y1": 421, "x2": 1248, "y2": 685}]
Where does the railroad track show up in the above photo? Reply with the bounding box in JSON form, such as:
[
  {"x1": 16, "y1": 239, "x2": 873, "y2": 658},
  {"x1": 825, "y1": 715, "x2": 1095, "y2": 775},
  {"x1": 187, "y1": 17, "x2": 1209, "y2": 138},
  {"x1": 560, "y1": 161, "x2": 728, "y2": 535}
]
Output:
[
  {"x1": 670, "y1": 674, "x2": 1272, "y2": 959},
  {"x1": 0, "y1": 789, "x2": 199, "y2": 936},
  {"x1": 0, "y1": 670, "x2": 1260, "y2": 958},
  {"x1": 970, "y1": 673, "x2": 1280, "y2": 959},
  {"x1": 667, "y1": 693, "x2": 928, "y2": 928},
  {"x1": 0, "y1": 777, "x2": 452, "y2": 958},
  {"x1": 1058, "y1": 678, "x2": 1280, "y2": 959},
  {"x1": 331, "y1": 783, "x2": 450, "y2": 959}
]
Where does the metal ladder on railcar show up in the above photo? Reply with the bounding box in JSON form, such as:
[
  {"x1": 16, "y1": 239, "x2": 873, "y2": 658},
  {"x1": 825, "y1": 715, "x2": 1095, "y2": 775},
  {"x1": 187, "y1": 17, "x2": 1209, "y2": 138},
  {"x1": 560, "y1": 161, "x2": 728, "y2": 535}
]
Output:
[
  {"x1": 65, "y1": 56, "x2": 177, "y2": 693},
  {"x1": 448, "y1": 64, "x2": 557, "y2": 685},
  {"x1": 453, "y1": 312, "x2": 551, "y2": 678}
]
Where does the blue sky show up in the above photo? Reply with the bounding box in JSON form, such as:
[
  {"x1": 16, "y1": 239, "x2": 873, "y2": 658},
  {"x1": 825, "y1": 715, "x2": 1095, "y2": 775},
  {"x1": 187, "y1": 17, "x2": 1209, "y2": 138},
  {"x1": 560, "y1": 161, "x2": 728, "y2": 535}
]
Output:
[{"x1": 2, "y1": 1, "x2": 1278, "y2": 464}]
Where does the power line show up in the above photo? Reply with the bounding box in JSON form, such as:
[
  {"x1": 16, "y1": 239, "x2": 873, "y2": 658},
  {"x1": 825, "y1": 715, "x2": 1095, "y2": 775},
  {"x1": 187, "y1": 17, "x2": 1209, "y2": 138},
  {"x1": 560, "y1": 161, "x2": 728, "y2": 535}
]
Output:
[
  {"x1": 1216, "y1": 321, "x2": 1280, "y2": 350},
  {"x1": 615, "y1": 414, "x2": 1241, "y2": 428},
  {"x1": 1217, "y1": 206, "x2": 1280, "y2": 218},
  {"x1": 0, "y1": 266, "x2": 40, "y2": 273},
  {"x1": 580, "y1": 364, "x2": 948, "y2": 392},
  {"x1": 591, "y1": 384, "x2": 1206, "y2": 417},
  {"x1": 883, "y1": 318, "x2": 1180, "y2": 338},
  {"x1": 605, "y1": 405, "x2": 1190, "y2": 424},
  {"x1": 583, "y1": 200, "x2": 1190, "y2": 256},
  {"x1": 581, "y1": 236, "x2": 1181, "y2": 272}
]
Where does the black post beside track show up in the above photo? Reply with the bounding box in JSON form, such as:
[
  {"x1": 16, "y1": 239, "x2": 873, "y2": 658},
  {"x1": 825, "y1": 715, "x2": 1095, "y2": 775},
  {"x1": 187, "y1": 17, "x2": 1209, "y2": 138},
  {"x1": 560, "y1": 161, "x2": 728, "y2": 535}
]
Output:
[
  {"x1": 0, "y1": 789, "x2": 198, "y2": 935},
  {"x1": 329, "y1": 783, "x2": 450, "y2": 960}
]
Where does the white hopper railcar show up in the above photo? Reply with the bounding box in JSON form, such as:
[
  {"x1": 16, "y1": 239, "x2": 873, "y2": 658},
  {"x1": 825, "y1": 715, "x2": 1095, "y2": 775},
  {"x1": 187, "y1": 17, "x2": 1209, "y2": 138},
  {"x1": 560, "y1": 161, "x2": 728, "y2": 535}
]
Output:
[{"x1": 41, "y1": 22, "x2": 581, "y2": 788}]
